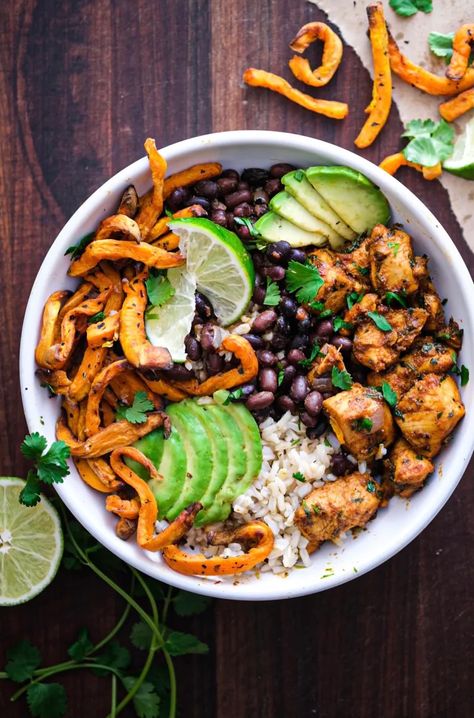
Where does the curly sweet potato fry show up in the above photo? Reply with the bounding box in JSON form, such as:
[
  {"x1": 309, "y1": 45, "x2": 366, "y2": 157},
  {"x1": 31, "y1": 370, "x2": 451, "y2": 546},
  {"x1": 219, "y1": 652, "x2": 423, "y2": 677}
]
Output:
[
  {"x1": 354, "y1": 3, "x2": 391, "y2": 149},
  {"x1": 58, "y1": 283, "x2": 94, "y2": 324},
  {"x1": 68, "y1": 239, "x2": 184, "y2": 277},
  {"x1": 379, "y1": 152, "x2": 442, "y2": 180},
  {"x1": 135, "y1": 138, "x2": 167, "y2": 240},
  {"x1": 36, "y1": 368, "x2": 71, "y2": 395},
  {"x1": 163, "y1": 163, "x2": 222, "y2": 199},
  {"x1": 85, "y1": 359, "x2": 132, "y2": 436},
  {"x1": 109, "y1": 447, "x2": 201, "y2": 550},
  {"x1": 446, "y1": 24, "x2": 474, "y2": 81},
  {"x1": 101, "y1": 400, "x2": 116, "y2": 427},
  {"x1": 439, "y1": 88, "x2": 474, "y2": 121},
  {"x1": 139, "y1": 374, "x2": 189, "y2": 402},
  {"x1": 110, "y1": 370, "x2": 162, "y2": 409},
  {"x1": 105, "y1": 494, "x2": 140, "y2": 517},
  {"x1": 63, "y1": 396, "x2": 81, "y2": 436},
  {"x1": 162, "y1": 521, "x2": 274, "y2": 575},
  {"x1": 56, "y1": 412, "x2": 165, "y2": 458},
  {"x1": 35, "y1": 290, "x2": 71, "y2": 369},
  {"x1": 117, "y1": 185, "x2": 139, "y2": 218},
  {"x1": 86, "y1": 313, "x2": 120, "y2": 349},
  {"x1": 151, "y1": 232, "x2": 180, "y2": 251},
  {"x1": 149, "y1": 204, "x2": 207, "y2": 242},
  {"x1": 243, "y1": 68, "x2": 348, "y2": 119},
  {"x1": 388, "y1": 29, "x2": 474, "y2": 95},
  {"x1": 94, "y1": 214, "x2": 142, "y2": 243},
  {"x1": 68, "y1": 346, "x2": 107, "y2": 402},
  {"x1": 75, "y1": 458, "x2": 122, "y2": 494},
  {"x1": 120, "y1": 274, "x2": 172, "y2": 370},
  {"x1": 288, "y1": 21, "x2": 343, "y2": 87}
]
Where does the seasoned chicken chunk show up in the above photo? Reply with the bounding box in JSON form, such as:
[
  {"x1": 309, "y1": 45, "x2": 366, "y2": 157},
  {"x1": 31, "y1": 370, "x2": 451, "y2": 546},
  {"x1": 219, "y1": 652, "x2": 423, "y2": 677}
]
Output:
[
  {"x1": 294, "y1": 472, "x2": 381, "y2": 552},
  {"x1": 395, "y1": 374, "x2": 465, "y2": 457},
  {"x1": 307, "y1": 249, "x2": 363, "y2": 313},
  {"x1": 384, "y1": 437, "x2": 434, "y2": 497},
  {"x1": 307, "y1": 343, "x2": 345, "y2": 383},
  {"x1": 342, "y1": 293, "x2": 378, "y2": 330},
  {"x1": 415, "y1": 274, "x2": 445, "y2": 333},
  {"x1": 323, "y1": 383, "x2": 395, "y2": 461},
  {"x1": 368, "y1": 224, "x2": 422, "y2": 296},
  {"x1": 336, "y1": 236, "x2": 372, "y2": 287},
  {"x1": 353, "y1": 307, "x2": 428, "y2": 372},
  {"x1": 435, "y1": 317, "x2": 464, "y2": 351}
]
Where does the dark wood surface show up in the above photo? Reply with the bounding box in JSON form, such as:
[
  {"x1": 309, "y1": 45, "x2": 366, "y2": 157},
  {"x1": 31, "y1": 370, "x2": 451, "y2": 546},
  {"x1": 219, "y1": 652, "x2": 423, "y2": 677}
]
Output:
[{"x1": 1, "y1": 1, "x2": 473, "y2": 716}]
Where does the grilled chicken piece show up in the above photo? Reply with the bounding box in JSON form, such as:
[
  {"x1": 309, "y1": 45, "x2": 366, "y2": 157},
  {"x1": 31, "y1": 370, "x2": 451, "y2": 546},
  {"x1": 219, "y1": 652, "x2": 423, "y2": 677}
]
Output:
[
  {"x1": 415, "y1": 273, "x2": 445, "y2": 333},
  {"x1": 294, "y1": 472, "x2": 381, "y2": 552},
  {"x1": 342, "y1": 293, "x2": 378, "y2": 330},
  {"x1": 353, "y1": 308, "x2": 428, "y2": 372},
  {"x1": 336, "y1": 237, "x2": 372, "y2": 286},
  {"x1": 307, "y1": 343, "x2": 345, "y2": 383},
  {"x1": 395, "y1": 374, "x2": 465, "y2": 457},
  {"x1": 368, "y1": 225, "x2": 424, "y2": 296},
  {"x1": 384, "y1": 437, "x2": 434, "y2": 498},
  {"x1": 307, "y1": 249, "x2": 364, "y2": 313},
  {"x1": 435, "y1": 317, "x2": 464, "y2": 351},
  {"x1": 323, "y1": 383, "x2": 395, "y2": 461},
  {"x1": 367, "y1": 364, "x2": 415, "y2": 398}
]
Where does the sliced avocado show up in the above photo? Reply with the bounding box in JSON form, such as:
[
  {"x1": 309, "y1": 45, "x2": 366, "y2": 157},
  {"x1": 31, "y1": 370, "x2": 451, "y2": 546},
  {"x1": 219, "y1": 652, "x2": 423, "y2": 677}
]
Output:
[
  {"x1": 184, "y1": 400, "x2": 229, "y2": 527},
  {"x1": 198, "y1": 404, "x2": 247, "y2": 524},
  {"x1": 282, "y1": 171, "x2": 356, "y2": 242},
  {"x1": 254, "y1": 211, "x2": 326, "y2": 248},
  {"x1": 305, "y1": 166, "x2": 390, "y2": 235},
  {"x1": 165, "y1": 401, "x2": 213, "y2": 519},
  {"x1": 269, "y1": 191, "x2": 344, "y2": 247},
  {"x1": 223, "y1": 402, "x2": 262, "y2": 498},
  {"x1": 129, "y1": 427, "x2": 187, "y2": 519}
]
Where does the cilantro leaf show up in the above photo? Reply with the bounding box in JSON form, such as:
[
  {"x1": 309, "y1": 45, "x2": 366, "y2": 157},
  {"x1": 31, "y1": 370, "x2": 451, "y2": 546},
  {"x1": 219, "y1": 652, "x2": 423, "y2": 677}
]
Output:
[
  {"x1": 19, "y1": 470, "x2": 42, "y2": 507},
  {"x1": 263, "y1": 277, "x2": 281, "y2": 307},
  {"x1": 19, "y1": 435, "x2": 70, "y2": 506},
  {"x1": 428, "y1": 31, "x2": 455, "y2": 62},
  {"x1": 20, "y1": 433, "x2": 47, "y2": 461},
  {"x1": 389, "y1": 0, "x2": 432, "y2": 16},
  {"x1": 173, "y1": 590, "x2": 212, "y2": 616},
  {"x1": 67, "y1": 628, "x2": 93, "y2": 662},
  {"x1": 346, "y1": 291, "x2": 364, "y2": 310},
  {"x1": 286, "y1": 260, "x2": 324, "y2": 303},
  {"x1": 116, "y1": 391, "x2": 154, "y2": 424},
  {"x1": 277, "y1": 369, "x2": 285, "y2": 386},
  {"x1": 37, "y1": 441, "x2": 71, "y2": 485},
  {"x1": 366, "y1": 480, "x2": 376, "y2": 494},
  {"x1": 367, "y1": 311, "x2": 393, "y2": 332},
  {"x1": 298, "y1": 343, "x2": 322, "y2": 370},
  {"x1": 353, "y1": 417, "x2": 373, "y2": 432},
  {"x1": 122, "y1": 678, "x2": 160, "y2": 718},
  {"x1": 293, "y1": 472, "x2": 306, "y2": 483},
  {"x1": 460, "y1": 365, "x2": 469, "y2": 386},
  {"x1": 401, "y1": 119, "x2": 437, "y2": 139},
  {"x1": 130, "y1": 621, "x2": 153, "y2": 650},
  {"x1": 293, "y1": 170, "x2": 305, "y2": 182},
  {"x1": 164, "y1": 630, "x2": 209, "y2": 656},
  {"x1": 27, "y1": 683, "x2": 67, "y2": 718},
  {"x1": 382, "y1": 382, "x2": 398, "y2": 408},
  {"x1": 5, "y1": 640, "x2": 41, "y2": 682},
  {"x1": 333, "y1": 316, "x2": 353, "y2": 332},
  {"x1": 93, "y1": 640, "x2": 131, "y2": 676},
  {"x1": 233, "y1": 216, "x2": 261, "y2": 239},
  {"x1": 402, "y1": 118, "x2": 454, "y2": 167},
  {"x1": 87, "y1": 311, "x2": 105, "y2": 325},
  {"x1": 331, "y1": 366, "x2": 353, "y2": 391},
  {"x1": 145, "y1": 271, "x2": 175, "y2": 308},
  {"x1": 64, "y1": 232, "x2": 94, "y2": 261},
  {"x1": 385, "y1": 291, "x2": 407, "y2": 308}
]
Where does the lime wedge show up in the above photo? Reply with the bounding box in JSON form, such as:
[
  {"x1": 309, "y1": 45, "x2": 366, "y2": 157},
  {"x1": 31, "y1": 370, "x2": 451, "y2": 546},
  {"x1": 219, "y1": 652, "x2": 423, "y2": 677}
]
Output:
[
  {"x1": 0, "y1": 478, "x2": 63, "y2": 606},
  {"x1": 169, "y1": 217, "x2": 255, "y2": 326},
  {"x1": 443, "y1": 117, "x2": 474, "y2": 180},
  {"x1": 145, "y1": 267, "x2": 197, "y2": 363}
]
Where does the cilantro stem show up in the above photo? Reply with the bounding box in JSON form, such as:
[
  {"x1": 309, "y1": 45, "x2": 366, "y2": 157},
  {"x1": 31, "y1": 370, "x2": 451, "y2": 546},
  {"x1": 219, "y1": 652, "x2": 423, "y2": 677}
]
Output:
[
  {"x1": 162, "y1": 585, "x2": 173, "y2": 624},
  {"x1": 110, "y1": 675, "x2": 117, "y2": 718},
  {"x1": 9, "y1": 663, "x2": 123, "y2": 702}
]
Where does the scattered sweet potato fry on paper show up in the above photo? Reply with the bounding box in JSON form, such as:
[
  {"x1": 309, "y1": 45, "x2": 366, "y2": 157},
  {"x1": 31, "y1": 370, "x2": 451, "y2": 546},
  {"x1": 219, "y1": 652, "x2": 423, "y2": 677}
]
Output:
[
  {"x1": 379, "y1": 152, "x2": 442, "y2": 180},
  {"x1": 439, "y1": 88, "x2": 474, "y2": 122},
  {"x1": 354, "y1": 3, "x2": 391, "y2": 149},
  {"x1": 68, "y1": 239, "x2": 184, "y2": 276},
  {"x1": 446, "y1": 24, "x2": 474, "y2": 81},
  {"x1": 243, "y1": 68, "x2": 349, "y2": 119},
  {"x1": 289, "y1": 21, "x2": 343, "y2": 87}
]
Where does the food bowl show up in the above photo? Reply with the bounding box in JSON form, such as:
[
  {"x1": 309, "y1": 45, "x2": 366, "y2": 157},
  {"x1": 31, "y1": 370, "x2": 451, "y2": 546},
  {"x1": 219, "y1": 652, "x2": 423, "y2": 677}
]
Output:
[{"x1": 20, "y1": 130, "x2": 474, "y2": 600}]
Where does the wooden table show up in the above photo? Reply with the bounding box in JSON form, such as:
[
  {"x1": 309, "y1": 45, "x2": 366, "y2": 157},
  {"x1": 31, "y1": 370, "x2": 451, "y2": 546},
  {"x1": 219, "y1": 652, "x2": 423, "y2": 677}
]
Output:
[{"x1": 1, "y1": 2, "x2": 473, "y2": 716}]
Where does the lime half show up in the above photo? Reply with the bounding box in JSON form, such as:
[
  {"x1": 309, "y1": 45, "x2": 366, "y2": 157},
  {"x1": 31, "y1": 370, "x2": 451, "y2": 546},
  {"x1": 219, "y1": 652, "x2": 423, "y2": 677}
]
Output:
[
  {"x1": 169, "y1": 217, "x2": 255, "y2": 326},
  {"x1": 145, "y1": 267, "x2": 197, "y2": 363},
  {"x1": 0, "y1": 478, "x2": 63, "y2": 606},
  {"x1": 443, "y1": 117, "x2": 474, "y2": 180}
]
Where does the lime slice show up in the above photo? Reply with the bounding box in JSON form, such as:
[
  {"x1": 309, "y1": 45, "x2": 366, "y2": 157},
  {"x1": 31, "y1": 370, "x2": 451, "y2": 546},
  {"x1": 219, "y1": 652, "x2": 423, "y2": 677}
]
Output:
[
  {"x1": 169, "y1": 217, "x2": 255, "y2": 326},
  {"x1": 145, "y1": 267, "x2": 197, "y2": 363},
  {"x1": 443, "y1": 117, "x2": 474, "y2": 180},
  {"x1": 0, "y1": 478, "x2": 63, "y2": 606}
]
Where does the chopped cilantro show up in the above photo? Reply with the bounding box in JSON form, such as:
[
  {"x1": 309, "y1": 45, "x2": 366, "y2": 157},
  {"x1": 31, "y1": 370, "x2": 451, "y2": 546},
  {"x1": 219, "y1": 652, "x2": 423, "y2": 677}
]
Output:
[
  {"x1": 64, "y1": 232, "x2": 94, "y2": 260},
  {"x1": 299, "y1": 343, "x2": 321, "y2": 369},
  {"x1": 302, "y1": 501, "x2": 311, "y2": 518},
  {"x1": 87, "y1": 311, "x2": 105, "y2": 325},
  {"x1": 286, "y1": 260, "x2": 324, "y2": 303},
  {"x1": 346, "y1": 291, "x2": 364, "y2": 310},
  {"x1": 428, "y1": 32, "x2": 474, "y2": 65},
  {"x1": 263, "y1": 277, "x2": 281, "y2": 306},
  {"x1": 333, "y1": 316, "x2": 353, "y2": 332},
  {"x1": 294, "y1": 170, "x2": 305, "y2": 182},
  {"x1": 356, "y1": 265, "x2": 369, "y2": 276},
  {"x1": 382, "y1": 382, "x2": 398, "y2": 408},
  {"x1": 293, "y1": 472, "x2": 306, "y2": 483},
  {"x1": 366, "y1": 480, "x2": 376, "y2": 493},
  {"x1": 116, "y1": 391, "x2": 154, "y2": 424},
  {"x1": 331, "y1": 366, "x2": 353, "y2": 391},
  {"x1": 387, "y1": 241, "x2": 400, "y2": 257},
  {"x1": 233, "y1": 217, "x2": 266, "y2": 249},
  {"x1": 385, "y1": 291, "x2": 407, "y2": 308},
  {"x1": 145, "y1": 270, "x2": 175, "y2": 308},
  {"x1": 367, "y1": 311, "x2": 392, "y2": 332},
  {"x1": 353, "y1": 417, "x2": 373, "y2": 432},
  {"x1": 461, "y1": 365, "x2": 470, "y2": 386}
]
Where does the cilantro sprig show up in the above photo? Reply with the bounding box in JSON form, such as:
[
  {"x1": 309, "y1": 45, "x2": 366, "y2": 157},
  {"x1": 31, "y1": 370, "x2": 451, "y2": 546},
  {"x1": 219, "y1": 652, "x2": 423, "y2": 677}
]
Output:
[
  {"x1": 64, "y1": 232, "x2": 94, "y2": 261},
  {"x1": 389, "y1": 0, "x2": 432, "y2": 17},
  {"x1": 263, "y1": 277, "x2": 281, "y2": 306},
  {"x1": 401, "y1": 118, "x2": 455, "y2": 168},
  {"x1": 428, "y1": 32, "x2": 474, "y2": 66},
  {"x1": 286, "y1": 260, "x2": 324, "y2": 303},
  {"x1": 331, "y1": 366, "x2": 353, "y2": 391},
  {"x1": 116, "y1": 391, "x2": 155, "y2": 424},
  {"x1": 19, "y1": 434, "x2": 71, "y2": 506},
  {"x1": 145, "y1": 269, "x2": 175, "y2": 312}
]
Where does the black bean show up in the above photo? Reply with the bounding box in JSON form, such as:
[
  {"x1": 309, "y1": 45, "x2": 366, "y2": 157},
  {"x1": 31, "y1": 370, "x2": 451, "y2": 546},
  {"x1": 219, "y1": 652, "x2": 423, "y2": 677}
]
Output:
[
  {"x1": 254, "y1": 203, "x2": 268, "y2": 218},
  {"x1": 288, "y1": 248, "x2": 306, "y2": 264},
  {"x1": 206, "y1": 353, "x2": 223, "y2": 375},
  {"x1": 237, "y1": 180, "x2": 250, "y2": 191},
  {"x1": 298, "y1": 318, "x2": 312, "y2": 333},
  {"x1": 300, "y1": 411, "x2": 318, "y2": 428},
  {"x1": 331, "y1": 336, "x2": 353, "y2": 352},
  {"x1": 224, "y1": 189, "x2": 252, "y2": 209},
  {"x1": 304, "y1": 391, "x2": 323, "y2": 417},
  {"x1": 242, "y1": 333, "x2": 265, "y2": 350},
  {"x1": 166, "y1": 186, "x2": 191, "y2": 212},
  {"x1": 311, "y1": 377, "x2": 333, "y2": 393},
  {"x1": 266, "y1": 240, "x2": 291, "y2": 265},
  {"x1": 252, "y1": 310, "x2": 277, "y2": 333},
  {"x1": 331, "y1": 452, "x2": 353, "y2": 477},
  {"x1": 242, "y1": 168, "x2": 269, "y2": 186},
  {"x1": 185, "y1": 196, "x2": 210, "y2": 212},
  {"x1": 162, "y1": 364, "x2": 195, "y2": 381},
  {"x1": 193, "y1": 180, "x2": 218, "y2": 199},
  {"x1": 217, "y1": 176, "x2": 239, "y2": 195},
  {"x1": 221, "y1": 168, "x2": 240, "y2": 181},
  {"x1": 280, "y1": 296, "x2": 298, "y2": 318},
  {"x1": 185, "y1": 335, "x2": 201, "y2": 361},
  {"x1": 210, "y1": 209, "x2": 227, "y2": 227},
  {"x1": 233, "y1": 202, "x2": 253, "y2": 218},
  {"x1": 277, "y1": 395, "x2": 297, "y2": 414},
  {"x1": 240, "y1": 382, "x2": 256, "y2": 397},
  {"x1": 246, "y1": 391, "x2": 275, "y2": 411},
  {"x1": 275, "y1": 316, "x2": 291, "y2": 336},
  {"x1": 307, "y1": 417, "x2": 328, "y2": 439},
  {"x1": 235, "y1": 224, "x2": 251, "y2": 242},
  {"x1": 252, "y1": 251, "x2": 265, "y2": 269},
  {"x1": 264, "y1": 178, "x2": 282, "y2": 196},
  {"x1": 287, "y1": 348, "x2": 306, "y2": 365},
  {"x1": 252, "y1": 285, "x2": 266, "y2": 305},
  {"x1": 314, "y1": 319, "x2": 333, "y2": 339},
  {"x1": 253, "y1": 188, "x2": 269, "y2": 205},
  {"x1": 290, "y1": 334, "x2": 309, "y2": 350},
  {"x1": 200, "y1": 323, "x2": 216, "y2": 351},
  {"x1": 256, "y1": 349, "x2": 278, "y2": 367},
  {"x1": 225, "y1": 211, "x2": 235, "y2": 229},
  {"x1": 281, "y1": 364, "x2": 297, "y2": 386},
  {"x1": 270, "y1": 163, "x2": 297, "y2": 178},
  {"x1": 265, "y1": 265, "x2": 285, "y2": 282},
  {"x1": 259, "y1": 368, "x2": 278, "y2": 393},
  {"x1": 195, "y1": 292, "x2": 214, "y2": 319},
  {"x1": 211, "y1": 199, "x2": 227, "y2": 210},
  {"x1": 290, "y1": 375, "x2": 309, "y2": 402}
]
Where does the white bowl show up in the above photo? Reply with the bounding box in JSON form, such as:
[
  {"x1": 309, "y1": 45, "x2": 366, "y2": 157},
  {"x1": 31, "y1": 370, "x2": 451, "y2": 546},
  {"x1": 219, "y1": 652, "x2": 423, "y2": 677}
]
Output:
[{"x1": 20, "y1": 130, "x2": 474, "y2": 600}]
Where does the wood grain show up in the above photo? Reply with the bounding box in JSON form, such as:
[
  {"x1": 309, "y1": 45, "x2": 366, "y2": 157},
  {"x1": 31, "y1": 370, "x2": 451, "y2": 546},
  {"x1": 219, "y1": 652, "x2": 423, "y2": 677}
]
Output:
[{"x1": 0, "y1": 1, "x2": 472, "y2": 717}]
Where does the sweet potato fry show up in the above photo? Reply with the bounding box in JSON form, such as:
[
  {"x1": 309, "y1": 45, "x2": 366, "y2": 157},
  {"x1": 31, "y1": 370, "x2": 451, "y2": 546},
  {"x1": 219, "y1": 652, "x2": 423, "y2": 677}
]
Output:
[
  {"x1": 75, "y1": 458, "x2": 113, "y2": 493},
  {"x1": 68, "y1": 346, "x2": 107, "y2": 402},
  {"x1": 68, "y1": 239, "x2": 184, "y2": 277},
  {"x1": 101, "y1": 400, "x2": 116, "y2": 426},
  {"x1": 388, "y1": 29, "x2": 474, "y2": 95},
  {"x1": 86, "y1": 313, "x2": 120, "y2": 349},
  {"x1": 105, "y1": 494, "x2": 140, "y2": 517},
  {"x1": 117, "y1": 185, "x2": 139, "y2": 218},
  {"x1": 149, "y1": 204, "x2": 207, "y2": 242},
  {"x1": 63, "y1": 396, "x2": 81, "y2": 436},
  {"x1": 85, "y1": 359, "x2": 132, "y2": 436},
  {"x1": 109, "y1": 447, "x2": 201, "y2": 550},
  {"x1": 110, "y1": 370, "x2": 162, "y2": 409},
  {"x1": 36, "y1": 368, "x2": 71, "y2": 396},
  {"x1": 354, "y1": 3, "x2": 391, "y2": 149},
  {"x1": 75, "y1": 458, "x2": 122, "y2": 493},
  {"x1": 56, "y1": 411, "x2": 165, "y2": 457},
  {"x1": 76, "y1": 400, "x2": 87, "y2": 441},
  {"x1": 289, "y1": 22, "x2": 343, "y2": 87},
  {"x1": 139, "y1": 375, "x2": 189, "y2": 402},
  {"x1": 119, "y1": 274, "x2": 172, "y2": 370},
  {"x1": 35, "y1": 291, "x2": 70, "y2": 369},
  {"x1": 150, "y1": 232, "x2": 180, "y2": 251},
  {"x1": 439, "y1": 88, "x2": 474, "y2": 122},
  {"x1": 379, "y1": 152, "x2": 442, "y2": 180},
  {"x1": 446, "y1": 24, "x2": 474, "y2": 81},
  {"x1": 94, "y1": 214, "x2": 141, "y2": 243},
  {"x1": 162, "y1": 521, "x2": 274, "y2": 575},
  {"x1": 163, "y1": 163, "x2": 222, "y2": 199},
  {"x1": 135, "y1": 138, "x2": 167, "y2": 240},
  {"x1": 243, "y1": 68, "x2": 348, "y2": 119},
  {"x1": 58, "y1": 283, "x2": 94, "y2": 324}
]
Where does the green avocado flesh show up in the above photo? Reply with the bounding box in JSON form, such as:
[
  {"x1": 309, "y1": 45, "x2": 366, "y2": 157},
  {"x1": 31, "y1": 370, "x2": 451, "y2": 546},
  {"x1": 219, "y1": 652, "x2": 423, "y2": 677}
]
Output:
[{"x1": 130, "y1": 399, "x2": 262, "y2": 526}]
